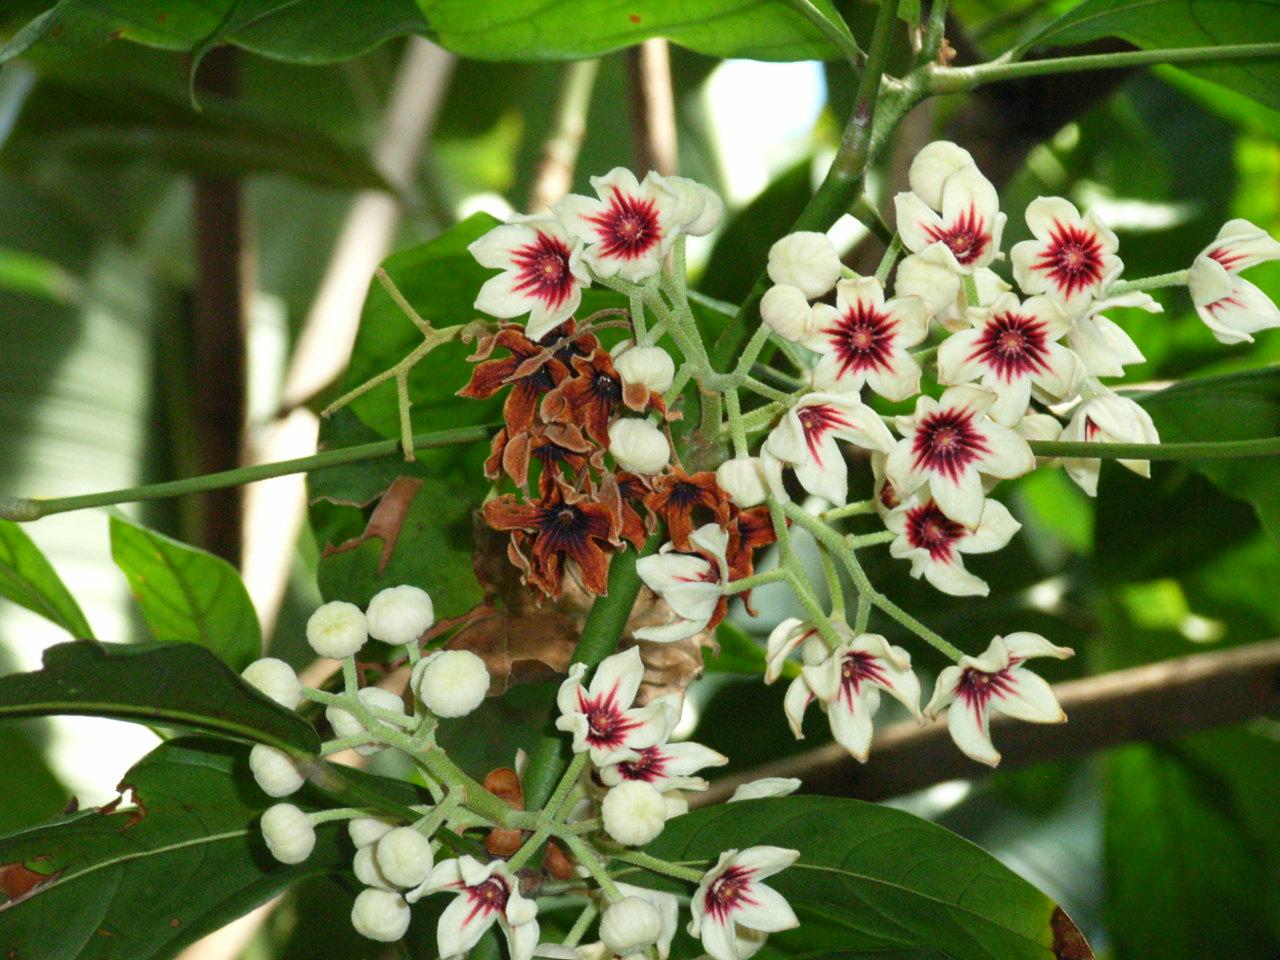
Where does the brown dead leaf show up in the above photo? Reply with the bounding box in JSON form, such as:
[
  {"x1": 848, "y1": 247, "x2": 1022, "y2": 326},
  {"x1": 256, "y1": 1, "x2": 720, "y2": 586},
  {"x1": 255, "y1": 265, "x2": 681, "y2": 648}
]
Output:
[
  {"x1": 1051, "y1": 907, "x2": 1094, "y2": 959},
  {"x1": 321, "y1": 476, "x2": 422, "y2": 575},
  {"x1": 0, "y1": 861, "x2": 58, "y2": 902}
]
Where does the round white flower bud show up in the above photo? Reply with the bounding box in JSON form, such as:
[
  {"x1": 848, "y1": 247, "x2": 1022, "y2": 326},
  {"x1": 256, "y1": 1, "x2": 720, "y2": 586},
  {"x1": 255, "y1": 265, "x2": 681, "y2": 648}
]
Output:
[
  {"x1": 260, "y1": 803, "x2": 315, "y2": 864},
  {"x1": 759, "y1": 284, "x2": 812, "y2": 341},
  {"x1": 241, "y1": 658, "x2": 302, "y2": 710},
  {"x1": 767, "y1": 231, "x2": 841, "y2": 299},
  {"x1": 375, "y1": 827, "x2": 434, "y2": 888},
  {"x1": 664, "y1": 175, "x2": 724, "y2": 236},
  {"x1": 249, "y1": 744, "x2": 304, "y2": 798},
  {"x1": 326, "y1": 687, "x2": 406, "y2": 756},
  {"x1": 349, "y1": 816, "x2": 396, "y2": 849},
  {"x1": 608, "y1": 419, "x2": 670, "y2": 475},
  {"x1": 366, "y1": 585, "x2": 434, "y2": 645},
  {"x1": 413, "y1": 650, "x2": 489, "y2": 718},
  {"x1": 353, "y1": 845, "x2": 393, "y2": 890},
  {"x1": 350, "y1": 888, "x2": 411, "y2": 942},
  {"x1": 306, "y1": 601, "x2": 367, "y2": 659},
  {"x1": 600, "y1": 896, "x2": 663, "y2": 956},
  {"x1": 615, "y1": 345, "x2": 675, "y2": 394},
  {"x1": 715, "y1": 457, "x2": 768, "y2": 508},
  {"x1": 601, "y1": 781, "x2": 667, "y2": 846},
  {"x1": 908, "y1": 140, "x2": 976, "y2": 209}
]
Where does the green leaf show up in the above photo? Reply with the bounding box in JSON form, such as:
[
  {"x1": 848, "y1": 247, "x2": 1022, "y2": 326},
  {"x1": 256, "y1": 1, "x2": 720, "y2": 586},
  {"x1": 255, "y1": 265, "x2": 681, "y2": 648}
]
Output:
[
  {"x1": 110, "y1": 513, "x2": 261, "y2": 671},
  {"x1": 705, "y1": 619, "x2": 767, "y2": 674},
  {"x1": 415, "y1": 0, "x2": 854, "y2": 62},
  {"x1": 645, "y1": 796, "x2": 1091, "y2": 959},
  {"x1": 1138, "y1": 367, "x2": 1280, "y2": 543},
  {"x1": 0, "y1": 725, "x2": 67, "y2": 834},
  {"x1": 1022, "y1": 0, "x2": 1280, "y2": 109},
  {"x1": 1, "y1": 0, "x2": 426, "y2": 68},
  {"x1": 0, "y1": 737, "x2": 426, "y2": 960},
  {"x1": 0, "y1": 246, "x2": 81, "y2": 304},
  {"x1": 0, "y1": 641, "x2": 319, "y2": 753},
  {"x1": 0, "y1": 519, "x2": 92, "y2": 639}
]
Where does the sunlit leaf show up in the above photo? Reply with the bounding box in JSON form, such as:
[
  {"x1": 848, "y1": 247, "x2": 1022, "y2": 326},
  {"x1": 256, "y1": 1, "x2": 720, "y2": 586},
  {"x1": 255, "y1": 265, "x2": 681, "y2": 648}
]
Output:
[{"x1": 0, "y1": 520, "x2": 92, "y2": 639}]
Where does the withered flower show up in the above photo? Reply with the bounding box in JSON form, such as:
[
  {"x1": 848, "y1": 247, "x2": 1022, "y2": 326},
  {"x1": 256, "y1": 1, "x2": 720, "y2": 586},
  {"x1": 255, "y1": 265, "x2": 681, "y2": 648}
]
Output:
[
  {"x1": 599, "y1": 470, "x2": 653, "y2": 550},
  {"x1": 644, "y1": 469, "x2": 731, "y2": 552},
  {"x1": 726, "y1": 505, "x2": 779, "y2": 616},
  {"x1": 484, "y1": 478, "x2": 620, "y2": 598},
  {"x1": 485, "y1": 419, "x2": 596, "y2": 494},
  {"x1": 542, "y1": 350, "x2": 665, "y2": 446}
]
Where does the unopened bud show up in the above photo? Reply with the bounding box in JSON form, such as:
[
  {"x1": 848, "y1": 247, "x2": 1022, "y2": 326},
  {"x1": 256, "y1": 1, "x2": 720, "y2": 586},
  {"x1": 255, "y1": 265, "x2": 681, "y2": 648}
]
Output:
[
  {"x1": 260, "y1": 803, "x2": 315, "y2": 864},
  {"x1": 249, "y1": 744, "x2": 304, "y2": 798},
  {"x1": 767, "y1": 232, "x2": 841, "y2": 299},
  {"x1": 366, "y1": 585, "x2": 434, "y2": 645},
  {"x1": 350, "y1": 888, "x2": 410, "y2": 942},
  {"x1": 608, "y1": 419, "x2": 671, "y2": 475},
  {"x1": 241, "y1": 658, "x2": 302, "y2": 710},
  {"x1": 601, "y1": 781, "x2": 667, "y2": 846},
  {"x1": 306, "y1": 601, "x2": 367, "y2": 659},
  {"x1": 412, "y1": 649, "x2": 490, "y2": 718}
]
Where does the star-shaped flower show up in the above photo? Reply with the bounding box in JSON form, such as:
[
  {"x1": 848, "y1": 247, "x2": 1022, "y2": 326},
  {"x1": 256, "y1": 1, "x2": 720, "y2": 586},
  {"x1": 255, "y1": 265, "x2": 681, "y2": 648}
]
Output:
[
  {"x1": 412, "y1": 856, "x2": 539, "y2": 960},
  {"x1": 634, "y1": 523, "x2": 730, "y2": 642},
  {"x1": 1067, "y1": 291, "x2": 1154, "y2": 379},
  {"x1": 470, "y1": 218, "x2": 592, "y2": 341},
  {"x1": 1188, "y1": 218, "x2": 1280, "y2": 344},
  {"x1": 555, "y1": 168, "x2": 682, "y2": 282},
  {"x1": 688, "y1": 847, "x2": 800, "y2": 960},
  {"x1": 885, "y1": 495, "x2": 1020, "y2": 597},
  {"x1": 1011, "y1": 197, "x2": 1121, "y2": 317},
  {"x1": 1060, "y1": 390, "x2": 1159, "y2": 497},
  {"x1": 643, "y1": 469, "x2": 731, "y2": 552},
  {"x1": 555, "y1": 647, "x2": 676, "y2": 765},
  {"x1": 598, "y1": 738, "x2": 728, "y2": 793}
]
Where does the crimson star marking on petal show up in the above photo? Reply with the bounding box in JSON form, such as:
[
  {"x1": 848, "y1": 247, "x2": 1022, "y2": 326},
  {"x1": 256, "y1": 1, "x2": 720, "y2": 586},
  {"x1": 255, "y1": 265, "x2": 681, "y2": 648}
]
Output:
[
  {"x1": 1207, "y1": 246, "x2": 1247, "y2": 272},
  {"x1": 510, "y1": 230, "x2": 575, "y2": 309},
  {"x1": 615, "y1": 746, "x2": 668, "y2": 784},
  {"x1": 966, "y1": 310, "x2": 1051, "y2": 382},
  {"x1": 910, "y1": 409, "x2": 991, "y2": 482},
  {"x1": 463, "y1": 876, "x2": 511, "y2": 927},
  {"x1": 577, "y1": 683, "x2": 642, "y2": 751},
  {"x1": 904, "y1": 501, "x2": 967, "y2": 562},
  {"x1": 587, "y1": 188, "x2": 662, "y2": 261},
  {"x1": 924, "y1": 205, "x2": 991, "y2": 266},
  {"x1": 704, "y1": 865, "x2": 761, "y2": 923},
  {"x1": 837, "y1": 650, "x2": 892, "y2": 707},
  {"x1": 796, "y1": 404, "x2": 855, "y2": 466},
  {"x1": 1033, "y1": 221, "x2": 1104, "y2": 298},
  {"x1": 822, "y1": 302, "x2": 898, "y2": 377},
  {"x1": 956, "y1": 661, "x2": 1021, "y2": 721}
]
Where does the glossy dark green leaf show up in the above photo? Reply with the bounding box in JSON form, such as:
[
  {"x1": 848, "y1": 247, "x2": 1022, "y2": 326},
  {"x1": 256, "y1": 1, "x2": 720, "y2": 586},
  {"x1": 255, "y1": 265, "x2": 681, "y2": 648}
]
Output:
[
  {"x1": 705, "y1": 619, "x2": 767, "y2": 674},
  {"x1": 646, "y1": 796, "x2": 1088, "y2": 959},
  {"x1": 0, "y1": 519, "x2": 92, "y2": 639},
  {"x1": 416, "y1": 0, "x2": 853, "y2": 62},
  {"x1": 1022, "y1": 0, "x2": 1280, "y2": 109},
  {"x1": 110, "y1": 513, "x2": 261, "y2": 671},
  {"x1": 0, "y1": 641, "x2": 319, "y2": 753},
  {"x1": 0, "y1": 737, "x2": 425, "y2": 960},
  {"x1": 0, "y1": 724, "x2": 67, "y2": 834}
]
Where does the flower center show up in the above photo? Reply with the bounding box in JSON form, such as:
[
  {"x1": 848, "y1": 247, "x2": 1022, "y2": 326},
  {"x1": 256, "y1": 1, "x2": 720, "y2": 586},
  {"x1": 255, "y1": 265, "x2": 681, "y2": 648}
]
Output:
[
  {"x1": 705, "y1": 865, "x2": 759, "y2": 923},
  {"x1": 956, "y1": 662, "x2": 1020, "y2": 719},
  {"x1": 822, "y1": 302, "x2": 896, "y2": 376},
  {"x1": 512, "y1": 231, "x2": 575, "y2": 308},
  {"x1": 1034, "y1": 222, "x2": 1105, "y2": 298},
  {"x1": 588, "y1": 188, "x2": 661, "y2": 261},
  {"x1": 968, "y1": 310, "x2": 1050, "y2": 382},
  {"x1": 617, "y1": 746, "x2": 666, "y2": 783},
  {"x1": 924, "y1": 205, "x2": 990, "y2": 266},
  {"x1": 905, "y1": 501, "x2": 966, "y2": 561},
  {"x1": 839, "y1": 650, "x2": 889, "y2": 703},
  {"x1": 911, "y1": 409, "x2": 990, "y2": 482},
  {"x1": 593, "y1": 372, "x2": 622, "y2": 403},
  {"x1": 464, "y1": 876, "x2": 510, "y2": 925}
]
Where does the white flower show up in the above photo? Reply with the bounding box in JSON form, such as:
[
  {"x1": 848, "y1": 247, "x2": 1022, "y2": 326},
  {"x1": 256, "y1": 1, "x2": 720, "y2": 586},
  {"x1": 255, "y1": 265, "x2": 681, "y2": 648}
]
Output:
[
  {"x1": 260, "y1": 803, "x2": 315, "y2": 864},
  {"x1": 925, "y1": 633, "x2": 1073, "y2": 766},
  {"x1": 375, "y1": 826, "x2": 435, "y2": 888},
  {"x1": 351, "y1": 888, "x2": 411, "y2": 942},
  {"x1": 614, "y1": 883, "x2": 680, "y2": 960},
  {"x1": 803, "y1": 276, "x2": 930, "y2": 401},
  {"x1": 614, "y1": 345, "x2": 675, "y2": 393},
  {"x1": 800, "y1": 633, "x2": 923, "y2": 761},
  {"x1": 662, "y1": 175, "x2": 724, "y2": 236},
  {"x1": 634, "y1": 523, "x2": 729, "y2": 643},
  {"x1": 349, "y1": 816, "x2": 395, "y2": 849},
  {"x1": 689, "y1": 847, "x2": 800, "y2": 960},
  {"x1": 470, "y1": 217, "x2": 591, "y2": 342},
  {"x1": 1017, "y1": 412, "x2": 1064, "y2": 446},
  {"x1": 895, "y1": 146, "x2": 1005, "y2": 280},
  {"x1": 326, "y1": 686, "x2": 406, "y2": 755},
  {"x1": 938, "y1": 293, "x2": 1082, "y2": 426},
  {"x1": 608, "y1": 419, "x2": 671, "y2": 475},
  {"x1": 716, "y1": 457, "x2": 768, "y2": 508},
  {"x1": 1011, "y1": 197, "x2": 1121, "y2": 316},
  {"x1": 249, "y1": 744, "x2": 304, "y2": 798},
  {"x1": 1061, "y1": 390, "x2": 1159, "y2": 497},
  {"x1": 413, "y1": 649, "x2": 490, "y2": 718},
  {"x1": 306, "y1": 601, "x2": 367, "y2": 659},
  {"x1": 763, "y1": 392, "x2": 896, "y2": 507},
  {"x1": 555, "y1": 168, "x2": 682, "y2": 282},
  {"x1": 896, "y1": 253, "x2": 1010, "y2": 329},
  {"x1": 729, "y1": 778, "x2": 801, "y2": 802},
  {"x1": 759, "y1": 284, "x2": 817, "y2": 341},
  {"x1": 767, "y1": 232, "x2": 842, "y2": 299},
  {"x1": 1188, "y1": 218, "x2": 1280, "y2": 344},
  {"x1": 782, "y1": 633, "x2": 836, "y2": 739},
  {"x1": 1067, "y1": 290, "x2": 1153, "y2": 379},
  {"x1": 416, "y1": 857, "x2": 538, "y2": 960},
  {"x1": 764, "y1": 618, "x2": 818, "y2": 685},
  {"x1": 886, "y1": 495, "x2": 1020, "y2": 597},
  {"x1": 600, "y1": 896, "x2": 663, "y2": 956},
  {"x1": 366, "y1": 585, "x2": 434, "y2": 645},
  {"x1": 886, "y1": 385, "x2": 1035, "y2": 529},
  {"x1": 598, "y1": 739, "x2": 728, "y2": 793},
  {"x1": 240, "y1": 657, "x2": 301, "y2": 710},
  {"x1": 555, "y1": 646, "x2": 675, "y2": 764}
]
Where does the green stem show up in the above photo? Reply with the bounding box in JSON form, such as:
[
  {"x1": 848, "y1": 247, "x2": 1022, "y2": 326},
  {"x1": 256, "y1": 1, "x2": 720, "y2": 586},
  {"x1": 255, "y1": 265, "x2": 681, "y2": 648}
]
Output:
[
  {"x1": 875, "y1": 235, "x2": 902, "y2": 285},
  {"x1": 725, "y1": 388, "x2": 749, "y2": 458},
  {"x1": 564, "y1": 901, "x2": 599, "y2": 948},
  {"x1": 918, "y1": 0, "x2": 950, "y2": 65},
  {"x1": 564, "y1": 835, "x2": 623, "y2": 900},
  {"x1": 786, "y1": 571, "x2": 845, "y2": 651},
  {"x1": 507, "y1": 822, "x2": 554, "y2": 871},
  {"x1": 0, "y1": 424, "x2": 495, "y2": 522},
  {"x1": 848, "y1": 530, "x2": 895, "y2": 549},
  {"x1": 546, "y1": 752, "x2": 588, "y2": 819},
  {"x1": 1107, "y1": 269, "x2": 1189, "y2": 296},
  {"x1": 610, "y1": 849, "x2": 705, "y2": 884},
  {"x1": 930, "y1": 43, "x2": 1280, "y2": 93},
  {"x1": 783, "y1": 0, "x2": 864, "y2": 70},
  {"x1": 818, "y1": 544, "x2": 845, "y2": 619},
  {"x1": 725, "y1": 567, "x2": 786, "y2": 593},
  {"x1": 1030, "y1": 436, "x2": 1280, "y2": 460},
  {"x1": 822, "y1": 499, "x2": 875, "y2": 521},
  {"x1": 850, "y1": 195, "x2": 893, "y2": 245}
]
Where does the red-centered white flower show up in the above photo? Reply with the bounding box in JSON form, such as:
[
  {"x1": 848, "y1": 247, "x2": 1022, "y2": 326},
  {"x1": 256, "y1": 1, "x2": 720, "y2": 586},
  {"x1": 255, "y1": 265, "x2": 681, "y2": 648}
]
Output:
[
  {"x1": 1188, "y1": 218, "x2": 1280, "y2": 344},
  {"x1": 598, "y1": 739, "x2": 728, "y2": 792},
  {"x1": 783, "y1": 631, "x2": 841, "y2": 738},
  {"x1": 803, "y1": 276, "x2": 930, "y2": 401},
  {"x1": 764, "y1": 617, "x2": 819, "y2": 684},
  {"x1": 412, "y1": 856, "x2": 538, "y2": 960},
  {"x1": 763, "y1": 392, "x2": 896, "y2": 507},
  {"x1": 688, "y1": 847, "x2": 800, "y2": 960},
  {"x1": 925, "y1": 633, "x2": 1074, "y2": 766},
  {"x1": 886, "y1": 385, "x2": 1035, "y2": 529},
  {"x1": 555, "y1": 647, "x2": 675, "y2": 765},
  {"x1": 801, "y1": 633, "x2": 923, "y2": 762},
  {"x1": 555, "y1": 168, "x2": 681, "y2": 282},
  {"x1": 470, "y1": 217, "x2": 591, "y2": 342},
  {"x1": 894, "y1": 156, "x2": 1005, "y2": 278},
  {"x1": 885, "y1": 495, "x2": 1020, "y2": 597},
  {"x1": 634, "y1": 523, "x2": 730, "y2": 642},
  {"x1": 896, "y1": 248, "x2": 1010, "y2": 331},
  {"x1": 938, "y1": 292, "x2": 1082, "y2": 426},
  {"x1": 1060, "y1": 390, "x2": 1159, "y2": 497},
  {"x1": 1011, "y1": 197, "x2": 1121, "y2": 316},
  {"x1": 1068, "y1": 291, "x2": 1154, "y2": 379}
]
